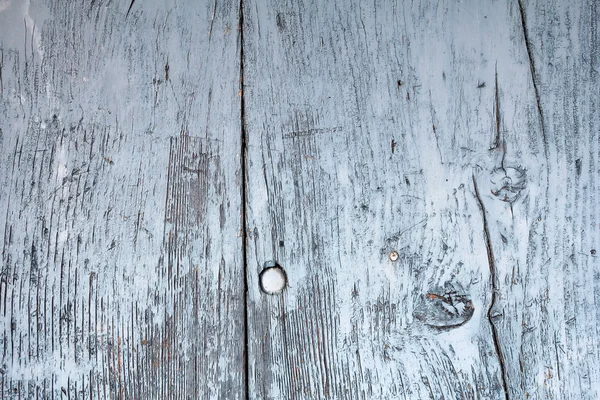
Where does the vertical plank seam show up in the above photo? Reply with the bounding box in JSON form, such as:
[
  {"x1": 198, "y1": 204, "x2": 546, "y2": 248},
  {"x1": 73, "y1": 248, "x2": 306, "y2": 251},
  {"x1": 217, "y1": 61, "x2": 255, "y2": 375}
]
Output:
[
  {"x1": 516, "y1": 0, "x2": 549, "y2": 159},
  {"x1": 472, "y1": 176, "x2": 510, "y2": 400},
  {"x1": 239, "y1": 0, "x2": 250, "y2": 398}
]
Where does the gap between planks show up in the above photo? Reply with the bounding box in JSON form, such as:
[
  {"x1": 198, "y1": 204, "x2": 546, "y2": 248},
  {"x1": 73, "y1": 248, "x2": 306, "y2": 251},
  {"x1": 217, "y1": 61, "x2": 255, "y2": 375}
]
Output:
[{"x1": 238, "y1": 0, "x2": 250, "y2": 399}]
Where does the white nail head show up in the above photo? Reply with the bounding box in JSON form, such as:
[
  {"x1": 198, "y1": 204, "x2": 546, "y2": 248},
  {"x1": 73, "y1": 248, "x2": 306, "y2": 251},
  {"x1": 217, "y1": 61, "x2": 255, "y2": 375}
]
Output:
[{"x1": 260, "y1": 265, "x2": 287, "y2": 294}]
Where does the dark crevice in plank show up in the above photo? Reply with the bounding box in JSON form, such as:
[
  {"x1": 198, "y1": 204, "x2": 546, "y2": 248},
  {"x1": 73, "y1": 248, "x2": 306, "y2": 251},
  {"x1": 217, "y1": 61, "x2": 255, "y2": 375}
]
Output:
[
  {"x1": 517, "y1": 0, "x2": 548, "y2": 159},
  {"x1": 239, "y1": 0, "x2": 249, "y2": 398},
  {"x1": 493, "y1": 64, "x2": 507, "y2": 172},
  {"x1": 492, "y1": 69, "x2": 516, "y2": 218},
  {"x1": 472, "y1": 175, "x2": 510, "y2": 400},
  {"x1": 209, "y1": 0, "x2": 218, "y2": 40},
  {"x1": 0, "y1": 48, "x2": 3, "y2": 95},
  {"x1": 125, "y1": 0, "x2": 136, "y2": 19}
]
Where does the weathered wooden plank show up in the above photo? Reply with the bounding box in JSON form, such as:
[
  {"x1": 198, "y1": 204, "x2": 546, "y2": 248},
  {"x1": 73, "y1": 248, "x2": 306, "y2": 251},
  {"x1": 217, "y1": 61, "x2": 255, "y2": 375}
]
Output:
[
  {"x1": 242, "y1": 0, "x2": 544, "y2": 398},
  {"x1": 0, "y1": 1, "x2": 244, "y2": 398},
  {"x1": 476, "y1": 0, "x2": 600, "y2": 398}
]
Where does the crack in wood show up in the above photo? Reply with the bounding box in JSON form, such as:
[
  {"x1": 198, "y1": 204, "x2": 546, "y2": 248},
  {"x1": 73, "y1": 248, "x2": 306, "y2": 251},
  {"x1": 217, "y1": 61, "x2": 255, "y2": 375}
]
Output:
[
  {"x1": 517, "y1": 0, "x2": 549, "y2": 160},
  {"x1": 472, "y1": 175, "x2": 510, "y2": 400},
  {"x1": 0, "y1": 48, "x2": 3, "y2": 95},
  {"x1": 209, "y1": 0, "x2": 218, "y2": 40},
  {"x1": 239, "y1": 0, "x2": 250, "y2": 398},
  {"x1": 493, "y1": 64, "x2": 507, "y2": 172},
  {"x1": 125, "y1": 0, "x2": 136, "y2": 19}
]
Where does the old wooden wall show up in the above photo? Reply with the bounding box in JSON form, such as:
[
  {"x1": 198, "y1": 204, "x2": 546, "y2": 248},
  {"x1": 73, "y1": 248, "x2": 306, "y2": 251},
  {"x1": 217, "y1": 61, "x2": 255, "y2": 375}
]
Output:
[{"x1": 1, "y1": 0, "x2": 598, "y2": 399}]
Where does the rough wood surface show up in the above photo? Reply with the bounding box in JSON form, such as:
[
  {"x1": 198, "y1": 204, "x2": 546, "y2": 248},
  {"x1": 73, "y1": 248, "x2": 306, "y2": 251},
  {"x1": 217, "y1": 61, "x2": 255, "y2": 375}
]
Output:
[
  {"x1": 2, "y1": 0, "x2": 600, "y2": 399},
  {"x1": 482, "y1": 0, "x2": 600, "y2": 398},
  {"x1": 241, "y1": 0, "x2": 598, "y2": 399},
  {"x1": 242, "y1": 0, "x2": 511, "y2": 398},
  {"x1": 0, "y1": 0, "x2": 244, "y2": 398}
]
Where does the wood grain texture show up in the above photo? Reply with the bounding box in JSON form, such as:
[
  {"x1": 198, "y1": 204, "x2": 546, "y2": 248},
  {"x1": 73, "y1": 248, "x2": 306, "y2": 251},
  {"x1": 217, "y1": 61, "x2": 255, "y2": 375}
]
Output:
[
  {"x1": 241, "y1": 0, "x2": 545, "y2": 398},
  {"x1": 0, "y1": 1, "x2": 244, "y2": 398},
  {"x1": 2, "y1": 0, "x2": 599, "y2": 399},
  {"x1": 478, "y1": 0, "x2": 600, "y2": 398}
]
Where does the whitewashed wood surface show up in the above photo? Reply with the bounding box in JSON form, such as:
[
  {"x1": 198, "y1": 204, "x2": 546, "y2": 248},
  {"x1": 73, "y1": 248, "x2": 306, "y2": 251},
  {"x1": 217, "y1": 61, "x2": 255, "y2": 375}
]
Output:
[
  {"x1": 0, "y1": 0, "x2": 245, "y2": 398},
  {"x1": 1, "y1": 0, "x2": 599, "y2": 399}
]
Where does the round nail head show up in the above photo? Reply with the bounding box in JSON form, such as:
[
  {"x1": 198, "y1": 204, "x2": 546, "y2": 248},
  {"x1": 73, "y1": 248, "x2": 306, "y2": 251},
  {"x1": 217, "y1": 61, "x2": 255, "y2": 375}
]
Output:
[
  {"x1": 389, "y1": 251, "x2": 399, "y2": 261},
  {"x1": 260, "y1": 266, "x2": 287, "y2": 294}
]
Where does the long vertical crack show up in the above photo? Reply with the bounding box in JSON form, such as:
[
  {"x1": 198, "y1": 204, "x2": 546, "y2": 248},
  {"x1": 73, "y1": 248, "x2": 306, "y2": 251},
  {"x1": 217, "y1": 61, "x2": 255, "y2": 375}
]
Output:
[
  {"x1": 517, "y1": 0, "x2": 549, "y2": 159},
  {"x1": 238, "y1": 0, "x2": 250, "y2": 398},
  {"x1": 472, "y1": 175, "x2": 510, "y2": 400},
  {"x1": 493, "y1": 64, "x2": 508, "y2": 174}
]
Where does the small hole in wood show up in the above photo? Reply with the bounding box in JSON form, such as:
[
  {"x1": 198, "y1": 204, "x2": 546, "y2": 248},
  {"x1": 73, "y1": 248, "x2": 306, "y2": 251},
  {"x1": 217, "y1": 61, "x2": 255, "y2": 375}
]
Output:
[{"x1": 260, "y1": 262, "x2": 287, "y2": 294}]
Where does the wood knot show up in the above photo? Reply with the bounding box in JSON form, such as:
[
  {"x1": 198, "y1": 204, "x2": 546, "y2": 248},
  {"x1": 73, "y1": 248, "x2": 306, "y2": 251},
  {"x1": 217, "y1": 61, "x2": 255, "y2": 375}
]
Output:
[
  {"x1": 413, "y1": 284, "x2": 474, "y2": 329},
  {"x1": 276, "y1": 12, "x2": 286, "y2": 31},
  {"x1": 489, "y1": 166, "x2": 526, "y2": 203}
]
